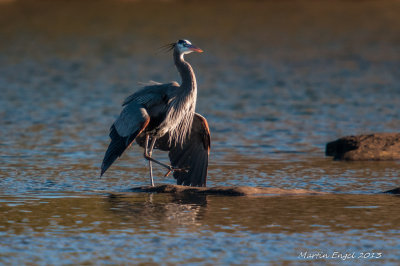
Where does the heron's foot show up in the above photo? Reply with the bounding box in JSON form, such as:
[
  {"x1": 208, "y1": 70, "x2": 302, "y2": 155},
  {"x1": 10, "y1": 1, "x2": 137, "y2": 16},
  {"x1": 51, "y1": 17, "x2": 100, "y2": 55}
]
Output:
[
  {"x1": 164, "y1": 166, "x2": 189, "y2": 177},
  {"x1": 144, "y1": 154, "x2": 186, "y2": 174},
  {"x1": 143, "y1": 154, "x2": 169, "y2": 168}
]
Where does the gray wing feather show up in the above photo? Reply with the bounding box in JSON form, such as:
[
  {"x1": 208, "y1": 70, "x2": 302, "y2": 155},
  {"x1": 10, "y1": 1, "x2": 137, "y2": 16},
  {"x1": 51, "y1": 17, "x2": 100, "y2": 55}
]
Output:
[
  {"x1": 114, "y1": 102, "x2": 148, "y2": 138},
  {"x1": 101, "y1": 101, "x2": 150, "y2": 176}
]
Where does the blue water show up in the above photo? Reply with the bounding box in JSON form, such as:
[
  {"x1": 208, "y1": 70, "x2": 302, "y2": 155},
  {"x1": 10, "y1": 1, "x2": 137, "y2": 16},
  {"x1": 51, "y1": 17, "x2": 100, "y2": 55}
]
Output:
[{"x1": 0, "y1": 0, "x2": 399, "y2": 264}]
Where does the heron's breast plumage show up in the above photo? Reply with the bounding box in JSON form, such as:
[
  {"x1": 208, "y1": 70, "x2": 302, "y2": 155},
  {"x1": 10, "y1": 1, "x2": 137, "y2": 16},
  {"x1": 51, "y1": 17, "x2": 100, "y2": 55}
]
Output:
[{"x1": 153, "y1": 90, "x2": 196, "y2": 144}]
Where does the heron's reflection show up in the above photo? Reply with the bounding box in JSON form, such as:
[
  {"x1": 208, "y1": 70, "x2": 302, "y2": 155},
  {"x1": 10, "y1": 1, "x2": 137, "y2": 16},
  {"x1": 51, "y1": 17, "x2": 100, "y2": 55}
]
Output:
[{"x1": 106, "y1": 192, "x2": 208, "y2": 227}]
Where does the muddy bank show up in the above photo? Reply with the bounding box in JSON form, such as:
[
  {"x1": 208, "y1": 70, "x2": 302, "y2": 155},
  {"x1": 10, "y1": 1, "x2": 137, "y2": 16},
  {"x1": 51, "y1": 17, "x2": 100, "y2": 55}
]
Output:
[
  {"x1": 129, "y1": 184, "x2": 400, "y2": 196},
  {"x1": 130, "y1": 184, "x2": 325, "y2": 196}
]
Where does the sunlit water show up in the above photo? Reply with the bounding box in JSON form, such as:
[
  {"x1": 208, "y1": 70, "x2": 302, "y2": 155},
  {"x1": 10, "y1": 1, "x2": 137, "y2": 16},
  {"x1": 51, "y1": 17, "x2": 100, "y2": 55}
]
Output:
[{"x1": 1, "y1": 1, "x2": 399, "y2": 264}]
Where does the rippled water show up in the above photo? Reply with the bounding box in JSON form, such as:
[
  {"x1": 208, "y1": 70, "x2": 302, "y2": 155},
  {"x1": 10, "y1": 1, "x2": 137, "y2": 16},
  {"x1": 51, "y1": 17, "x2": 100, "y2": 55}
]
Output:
[
  {"x1": 1, "y1": 193, "x2": 399, "y2": 264},
  {"x1": 1, "y1": 0, "x2": 400, "y2": 264}
]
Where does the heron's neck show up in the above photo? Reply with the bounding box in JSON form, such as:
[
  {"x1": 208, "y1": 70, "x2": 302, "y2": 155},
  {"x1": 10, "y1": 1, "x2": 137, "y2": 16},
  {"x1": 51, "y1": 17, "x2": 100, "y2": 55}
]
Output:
[{"x1": 174, "y1": 50, "x2": 197, "y2": 93}]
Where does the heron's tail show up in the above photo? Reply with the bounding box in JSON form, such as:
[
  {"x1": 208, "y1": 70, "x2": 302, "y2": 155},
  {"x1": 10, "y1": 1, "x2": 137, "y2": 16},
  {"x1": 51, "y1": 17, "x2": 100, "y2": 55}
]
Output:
[{"x1": 100, "y1": 125, "x2": 137, "y2": 177}]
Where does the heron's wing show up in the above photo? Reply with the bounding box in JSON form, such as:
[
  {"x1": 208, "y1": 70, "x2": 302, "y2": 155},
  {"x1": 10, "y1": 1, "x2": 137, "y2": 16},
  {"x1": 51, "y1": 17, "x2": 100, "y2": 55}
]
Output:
[
  {"x1": 102, "y1": 82, "x2": 179, "y2": 176},
  {"x1": 170, "y1": 114, "x2": 210, "y2": 187},
  {"x1": 101, "y1": 101, "x2": 150, "y2": 176},
  {"x1": 123, "y1": 82, "x2": 179, "y2": 107},
  {"x1": 153, "y1": 113, "x2": 210, "y2": 187}
]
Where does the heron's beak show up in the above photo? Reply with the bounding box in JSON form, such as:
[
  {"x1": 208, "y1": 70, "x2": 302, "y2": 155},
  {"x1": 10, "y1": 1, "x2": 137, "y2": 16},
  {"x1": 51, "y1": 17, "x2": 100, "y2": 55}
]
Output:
[{"x1": 189, "y1": 45, "x2": 203, "y2": 53}]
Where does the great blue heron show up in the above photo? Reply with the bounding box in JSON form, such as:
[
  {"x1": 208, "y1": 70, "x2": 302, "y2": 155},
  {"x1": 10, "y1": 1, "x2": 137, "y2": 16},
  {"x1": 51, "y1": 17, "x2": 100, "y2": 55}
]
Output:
[{"x1": 101, "y1": 39, "x2": 210, "y2": 187}]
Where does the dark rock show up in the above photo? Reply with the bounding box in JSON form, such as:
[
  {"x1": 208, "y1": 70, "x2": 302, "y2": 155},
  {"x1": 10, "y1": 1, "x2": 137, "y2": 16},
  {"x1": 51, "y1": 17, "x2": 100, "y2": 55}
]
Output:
[
  {"x1": 383, "y1": 187, "x2": 400, "y2": 194},
  {"x1": 326, "y1": 133, "x2": 400, "y2": 160},
  {"x1": 130, "y1": 184, "x2": 324, "y2": 196}
]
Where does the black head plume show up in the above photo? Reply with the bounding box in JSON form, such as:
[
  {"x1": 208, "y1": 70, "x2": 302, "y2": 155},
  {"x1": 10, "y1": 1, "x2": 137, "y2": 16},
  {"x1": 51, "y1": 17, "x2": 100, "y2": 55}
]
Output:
[{"x1": 157, "y1": 42, "x2": 175, "y2": 53}]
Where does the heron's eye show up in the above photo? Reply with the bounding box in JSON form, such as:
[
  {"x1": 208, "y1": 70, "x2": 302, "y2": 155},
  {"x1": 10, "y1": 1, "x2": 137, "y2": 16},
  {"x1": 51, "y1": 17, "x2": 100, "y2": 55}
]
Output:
[{"x1": 177, "y1": 39, "x2": 191, "y2": 47}]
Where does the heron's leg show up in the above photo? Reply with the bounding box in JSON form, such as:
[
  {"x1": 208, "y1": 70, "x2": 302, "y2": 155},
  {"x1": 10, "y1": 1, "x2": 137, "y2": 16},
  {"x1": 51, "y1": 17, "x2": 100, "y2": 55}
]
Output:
[
  {"x1": 143, "y1": 137, "x2": 187, "y2": 174},
  {"x1": 147, "y1": 137, "x2": 157, "y2": 187},
  {"x1": 144, "y1": 137, "x2": 172, "y2": 170},
  {"x1": 143, "y1": 134, "x2": 154, "y2": 187}
]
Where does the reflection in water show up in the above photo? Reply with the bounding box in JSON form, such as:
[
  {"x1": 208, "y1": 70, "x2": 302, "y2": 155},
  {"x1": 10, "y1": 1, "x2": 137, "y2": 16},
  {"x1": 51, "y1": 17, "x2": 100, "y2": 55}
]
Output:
[{"x1": 106, "y1": 193, "x2": 208, "y2": 227}]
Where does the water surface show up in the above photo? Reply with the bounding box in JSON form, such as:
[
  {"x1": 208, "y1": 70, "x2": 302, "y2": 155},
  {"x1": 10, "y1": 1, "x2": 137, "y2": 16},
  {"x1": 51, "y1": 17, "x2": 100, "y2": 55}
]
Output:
[{"x1": 0, "y1": 0, "x2": 399, "y2": 264}]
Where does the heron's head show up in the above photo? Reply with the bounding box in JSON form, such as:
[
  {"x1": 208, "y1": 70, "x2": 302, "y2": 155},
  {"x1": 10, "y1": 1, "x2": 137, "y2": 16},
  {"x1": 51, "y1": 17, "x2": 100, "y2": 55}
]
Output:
[
  {"x1": 162, "y1": 39, "x2": 203, "y2": 55},
  {"x1": 175, "y1": 39, "x2": 203, "y2": 55}
]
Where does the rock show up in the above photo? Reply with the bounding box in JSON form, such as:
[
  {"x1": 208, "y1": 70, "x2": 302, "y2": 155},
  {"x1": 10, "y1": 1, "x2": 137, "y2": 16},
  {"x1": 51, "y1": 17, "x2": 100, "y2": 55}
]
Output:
[
  {"x1": 130, "y1": 184, "x2": 324, "y2": 196},
  {"x1": 326, "y1": 133, "x2": 400, "y2": 160},
  {"x1": 383, "y1": 187, "x2": 400, "y2": 194}
]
